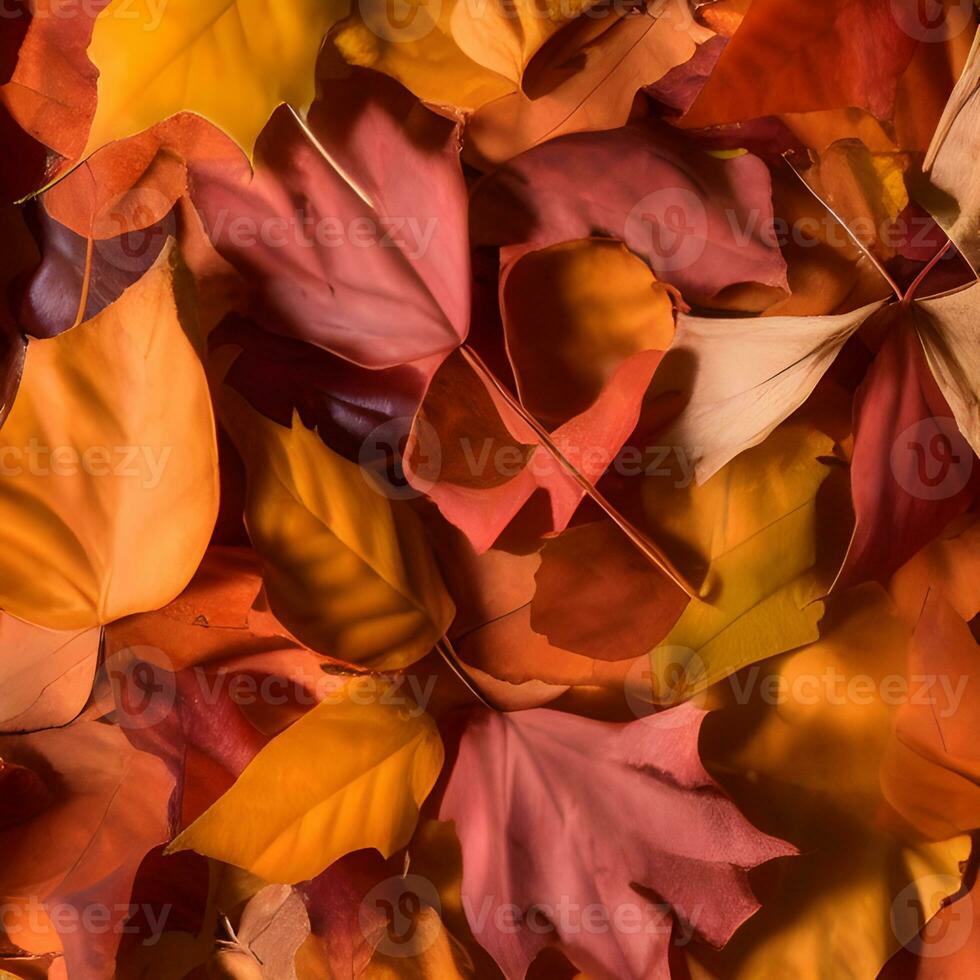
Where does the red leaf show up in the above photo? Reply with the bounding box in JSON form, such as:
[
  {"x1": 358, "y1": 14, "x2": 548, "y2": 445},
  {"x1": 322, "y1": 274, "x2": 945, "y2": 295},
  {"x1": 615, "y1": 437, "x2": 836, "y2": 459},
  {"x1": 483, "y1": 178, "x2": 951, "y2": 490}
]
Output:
[
  {"x1": 682, "y1": 0, "x2": 918, "y2": 127},
  {"x1": 838, "y1": 305, "x2": 979, "y2": 586},
  {"x1": 470, "y1": 120, "x2": 788, "y2": 306},
  {"x1": 530, "y1": 521, "x2": 688, "y2": 661},
  {"x1": 440, "y1": 703, "x2": 794, "y2": 980}
]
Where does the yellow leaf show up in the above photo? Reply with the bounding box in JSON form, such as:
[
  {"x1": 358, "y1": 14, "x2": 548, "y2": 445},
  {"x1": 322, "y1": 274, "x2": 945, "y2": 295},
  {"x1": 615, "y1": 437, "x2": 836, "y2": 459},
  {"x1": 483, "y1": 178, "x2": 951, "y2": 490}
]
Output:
[
  {"x1": 689, "y1": 585, "x2": 969, "y2": 979},
  {"x1": 0, "y1": 243, "x2": 218, "y2": 629},
  {"x1": 334, "y1": 0, "x2": 589, "y2": 111},
  {"x1": 167, "y1": 677, "x2": 445, "y2": 883},
  {"x1": 364, "y1": 907, "x2": 470, "y2": 979},
  {"x1": 220, "y1": 388, "x2": 454, "y2": 669},
  {"x1": 84, "y1": 0, "x2": 347, "y2": 158},
  {"x1": 637, "y1": 418, "x2": 845, "y2": 701}
]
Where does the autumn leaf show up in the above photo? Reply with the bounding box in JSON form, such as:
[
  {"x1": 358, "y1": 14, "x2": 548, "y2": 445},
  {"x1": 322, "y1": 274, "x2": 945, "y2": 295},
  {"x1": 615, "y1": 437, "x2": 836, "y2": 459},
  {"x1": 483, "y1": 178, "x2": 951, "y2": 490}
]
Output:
[
  {"x1": 219, "y1": 383, "x2": 455, "y2": 670},
  {"x1": 191, "y1": 68, "x2": 470, "y2": 459},
  {"x1": 84, "y1": 0, "x2": 346, "y2": 158},
  {"x1": 191, "y1": 68, "x2": 468, "y2": 372},
  {"x1": 333, "y1": 0, "x2": 591, "y2": 113},
  {"x1": 837, "y1": 302, "x2": 979, "y2": 586},
  {"x1": 637, "y1": 416, "x2": 846, "y2": 701},
  {"x1": 693, "y1": 584, "x2": 970, "y2": 979},
  {"x1": 466, "y1": 0, "x2": 711, "y2": 165},
  {"x1": 0, "y1": 614, "x2": 99, "y2": 732},
  {"x1": 0, "y1": 242, "x2": 218, "y2": 629},
  {"x1": 923, "y1": 28, "x2": 980, "y2": 271},
  {"x1": 167, "y1": 675, "x2": 445, "y2": 884},
  {"x1": 682, "y1": 0, "x2": 918, "y2": 127},
  {"x1": 470, "y1": 120, "x2": 788, "y2": 306},
  {"x1": 440, "y1": 702, "x2": 794, "y2": 980},
  {"x1": 0, "y1": 721, "x2": 174, "y2": 976},
  {"x1": 501, "y1": 239, "x2": 675, "y2": 427},
  {"x1": 654, "y1": 297, "x2": 886, "y2": 484}
]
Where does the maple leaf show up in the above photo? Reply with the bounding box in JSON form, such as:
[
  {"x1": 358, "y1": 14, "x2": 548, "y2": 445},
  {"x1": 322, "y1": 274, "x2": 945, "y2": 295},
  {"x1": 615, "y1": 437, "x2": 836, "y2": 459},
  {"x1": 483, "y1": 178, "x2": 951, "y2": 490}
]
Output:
[
  {"x1": 84, "y1": 0, "x2": 346, "y2": 158},
  {"x1": 440, "y1": 702, "x2": 794, "y2": 980}
]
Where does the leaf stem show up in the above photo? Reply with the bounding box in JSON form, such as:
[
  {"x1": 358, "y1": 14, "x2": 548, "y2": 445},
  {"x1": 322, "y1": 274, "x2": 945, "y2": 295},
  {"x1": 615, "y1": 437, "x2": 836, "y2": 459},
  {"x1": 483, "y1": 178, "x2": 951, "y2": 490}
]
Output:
[
  {"x1": 435, "y1": 635, "x2": 498, "y2": 711},
  {"x1": 781, "y1": 154, "x2": 903, "y2": 302},
  {"x1": 460, "y1": 343, "x2": 697, "y2": 598},
  {"x1": 903, "y1": 239, "x2": 955, "y2": 304}
]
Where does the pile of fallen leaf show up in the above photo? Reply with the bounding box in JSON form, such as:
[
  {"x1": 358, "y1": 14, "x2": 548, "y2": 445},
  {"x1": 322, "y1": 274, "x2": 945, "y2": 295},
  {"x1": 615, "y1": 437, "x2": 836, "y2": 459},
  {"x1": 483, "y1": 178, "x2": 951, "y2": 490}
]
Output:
[{"x1": 1, "y1": 0, "x2": 979, "y2": 977}]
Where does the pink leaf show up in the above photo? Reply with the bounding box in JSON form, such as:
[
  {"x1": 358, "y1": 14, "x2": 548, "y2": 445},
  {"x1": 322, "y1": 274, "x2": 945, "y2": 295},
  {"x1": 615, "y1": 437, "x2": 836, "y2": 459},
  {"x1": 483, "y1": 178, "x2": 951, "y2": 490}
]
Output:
[
  {"x1": 469, "y1": 120, "x2": 788, "y2": 306},
  {"x1": 440, "y1": 703, "x2": 794, "y2": 980}
]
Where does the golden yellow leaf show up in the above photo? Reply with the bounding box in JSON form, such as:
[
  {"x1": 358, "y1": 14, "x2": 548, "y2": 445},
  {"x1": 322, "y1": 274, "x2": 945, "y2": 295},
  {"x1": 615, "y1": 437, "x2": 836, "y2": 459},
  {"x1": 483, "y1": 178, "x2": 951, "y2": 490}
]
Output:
[
  {"x1": 637, "y1": 418, "x2": 846, "y2": 701},
  {"x1": 167, "y1": 677, "x2": 445, "y2": 883},
  {"x1": 0, "y1": 243, "x2": 218, "y2": 629},
  {"x1": 334, "y1": 0, "x2": 589, "y2": 111},
  {"x1": 84, "y1": 0, "x2": 346, "y2": 158},
  {"x1": 689, "y1": 585, "x2": 969, "y2": 979},
  {"x1": 220, "y1": 388, "x2": 454, "y2": 669},
  {"x1": 364, "y1": 907, "x2": 471, "y2": 980}
]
